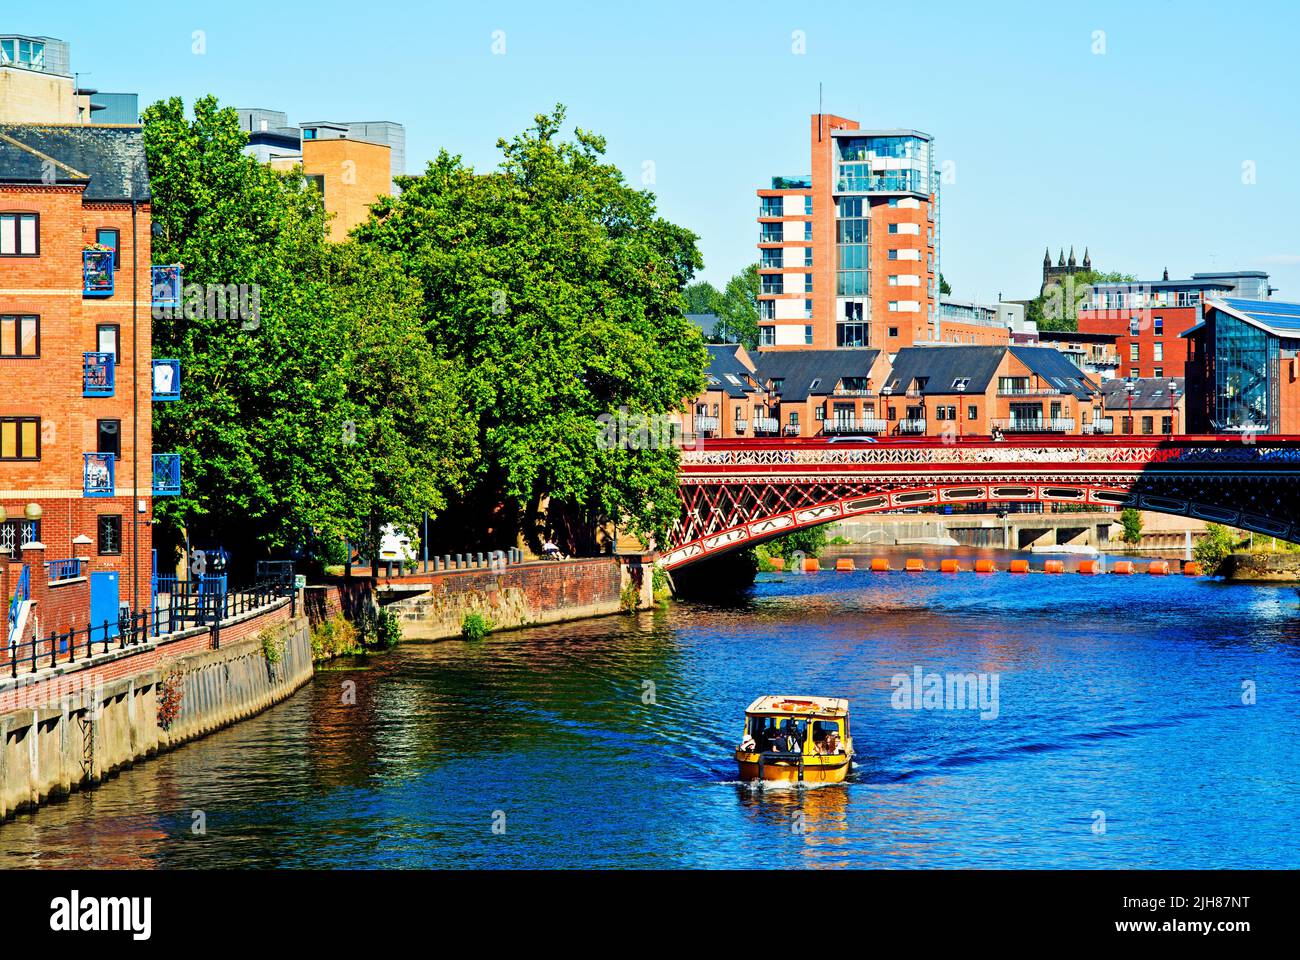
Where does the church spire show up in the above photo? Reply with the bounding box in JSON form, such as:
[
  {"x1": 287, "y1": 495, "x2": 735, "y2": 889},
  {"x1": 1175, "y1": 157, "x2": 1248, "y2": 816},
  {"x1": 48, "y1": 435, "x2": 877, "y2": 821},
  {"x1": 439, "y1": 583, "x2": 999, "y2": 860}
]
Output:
[
  {"x1": 1083, "y1": 247, "x2": 1091, "y2": 269},
  {"x1": 1068, "y1": 246, "x2": 1077, "y2": 267},
  {"x1": 1058, "y1": 248, "x2": 1065, "y2": 267},
  {"x1": 1044, "y1": 246, "x2": 1052, "y2": 267}
]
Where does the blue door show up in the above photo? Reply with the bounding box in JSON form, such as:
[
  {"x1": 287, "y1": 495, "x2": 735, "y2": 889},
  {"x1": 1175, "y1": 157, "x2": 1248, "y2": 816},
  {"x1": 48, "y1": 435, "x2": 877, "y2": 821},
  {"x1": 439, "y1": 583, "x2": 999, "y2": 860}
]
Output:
[{"x1": 90, "y1": 571, "x2": 120, "y2": 639}]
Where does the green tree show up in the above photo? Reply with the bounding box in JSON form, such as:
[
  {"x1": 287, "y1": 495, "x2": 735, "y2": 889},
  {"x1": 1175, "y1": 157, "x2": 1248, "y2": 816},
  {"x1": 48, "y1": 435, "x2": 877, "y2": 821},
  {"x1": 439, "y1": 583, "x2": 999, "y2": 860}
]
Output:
[
  {"x1": 683, "y1": 280, "x2": 723, "y2": 316},
  {"x1": 1194, "y1": 523, "x2": 1240, "y2": 575},
  {"x1": 714, "y1": 264, "x2": 761, "y2": 349},
  {"x1": 143, "y1": 95, "x2": 475, "y2": 572},
  {"x1": 354, "y1": 105, "x2": 708, "y2": 551},
  {"x1": 939, "y1": 273, "x2": 951, "y2": 296},
  {"x1": 764, "y1": 526, "x2": 828, "y2": 561},
  {"x1": 1120, "y1": 508, "x2": 1144, "y2": 545},
  {"x1": 1031, "y1": 269, "x2": 1137, "y2": 332}
]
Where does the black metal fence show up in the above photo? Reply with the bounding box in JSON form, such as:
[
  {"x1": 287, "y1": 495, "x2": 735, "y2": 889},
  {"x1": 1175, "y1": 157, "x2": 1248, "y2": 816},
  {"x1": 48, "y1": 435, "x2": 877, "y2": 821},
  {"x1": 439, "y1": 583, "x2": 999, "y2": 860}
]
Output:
[{"x1": 5, "y1": 579, "x2": 293, "y2": 680}]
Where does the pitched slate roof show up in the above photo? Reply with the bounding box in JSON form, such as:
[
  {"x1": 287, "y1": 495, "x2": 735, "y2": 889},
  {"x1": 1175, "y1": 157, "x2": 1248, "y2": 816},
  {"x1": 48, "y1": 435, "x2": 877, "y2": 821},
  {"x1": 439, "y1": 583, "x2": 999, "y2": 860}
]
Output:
[
  {"x1": 0, "y1": 124, "x2": 150, "y2": 201},
  {"x1": 887, "y1": 345, "x2": 1099, "y2": 399},
  {"x1": 753, "y1": 348, "x2": 881, "y2": 402},
  {"x1": 886, "y1": 346, "x2": 1007, "y2": 396},
  {"x1": 1010, "y1": 346, "x2": 1100, "y2": 399},
  {"x1": 704, "y1": 344, "x2": 759, "y2": 398},
  {"x1": 1100, "y1": 377, "x2": 1185, "y2": 410},
  {"x1": 686, "y1": 313, "x2": 720, "y2": 338}
]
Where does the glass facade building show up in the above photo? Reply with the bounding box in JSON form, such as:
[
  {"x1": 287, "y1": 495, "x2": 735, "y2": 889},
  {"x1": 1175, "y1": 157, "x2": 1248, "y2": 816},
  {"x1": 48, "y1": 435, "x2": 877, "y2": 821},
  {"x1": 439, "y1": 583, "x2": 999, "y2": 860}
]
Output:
[{"x1": 1187, "y1": 299, "x2": 1300, "y2": 432}]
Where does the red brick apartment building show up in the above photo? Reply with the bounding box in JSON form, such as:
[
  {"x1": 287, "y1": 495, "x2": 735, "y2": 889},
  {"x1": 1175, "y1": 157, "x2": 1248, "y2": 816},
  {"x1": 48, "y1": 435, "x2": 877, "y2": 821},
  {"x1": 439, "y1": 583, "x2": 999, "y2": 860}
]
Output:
[
  {"x1": 1076, "y1": 273, "x2": 1240, "y2": 379},
  {"x1": 758, "y1": 114, "x2": 992, "y2": 355},
  {"x1": 0, "y1": 124, "x2": 177, "y2": 637}
]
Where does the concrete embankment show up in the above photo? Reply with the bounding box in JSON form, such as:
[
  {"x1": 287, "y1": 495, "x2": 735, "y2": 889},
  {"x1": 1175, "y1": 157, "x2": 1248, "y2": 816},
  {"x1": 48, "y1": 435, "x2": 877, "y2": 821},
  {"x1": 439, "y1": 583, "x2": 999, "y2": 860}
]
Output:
[
  {"x1": 0, "y1": 607, "x2": 311, "y2": 821},
  {"x1": 307, "y1": 555, "x2": 656, "y2": 642},
  {"x1": 1219, "y1": 552, "x2": 1300, "y2": 582}
]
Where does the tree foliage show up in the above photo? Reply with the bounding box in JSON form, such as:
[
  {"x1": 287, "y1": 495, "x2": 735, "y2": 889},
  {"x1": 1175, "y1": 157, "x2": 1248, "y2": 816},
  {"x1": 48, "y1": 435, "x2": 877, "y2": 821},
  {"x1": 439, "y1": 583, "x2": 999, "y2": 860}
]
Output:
[
  {"x1": 143, "y1": 95, "x2": 476, "y2": 571},
  {"x1": 1194, "y1": 523, "x2": 1240, "y2": 574},
  {"x1": 1120, "y1": 508, "x2": 1144, "y2": 545},
  {"x1": 354, "y1": 105, "x2": 708, "y2": 549},
  {"x1": 1030, "y1": 269, "x2": 1136, "y2": 332},
  {"x1": 683, "y1": 280, "x2": 723, "y2": 316},
  {"x1": 714, "y1": 264, "x2": 761, "y2": 350}
]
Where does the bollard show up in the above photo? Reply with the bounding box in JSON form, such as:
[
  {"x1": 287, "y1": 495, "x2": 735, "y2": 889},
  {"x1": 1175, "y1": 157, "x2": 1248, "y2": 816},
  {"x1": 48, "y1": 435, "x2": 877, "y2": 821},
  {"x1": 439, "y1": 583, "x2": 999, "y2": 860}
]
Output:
[
  {"x1": 974, "y1": 559, "x2": 996, "y2": 574},
  {"x1": 454, "y1": 554, "x2": 463, "y2": 569},
  {"x1": 477, "y1": 552, "x2": 485, "y2": 565},
  {"x1": 769, "y1": 557, "x2": 785, "y2": 572},
  {"x1": 939, "y1": 559, "x2": 959, "y2": 573},
  {"x1": 905, "y1": 558, "x2": 924, "y2": 572},
  {"x1": 1148, "y1": 560, "x2": 1170, "y2": 576},
  {"x1": 1043, "y1": 560, "x2": 1065, "y2": 574},
  {"x1": 835, "y1": 558, "x2": 855, "y2": 572},
  {"x1": 870, "y1": 558, "x2": 890, "y2": 572},
  {"x1": 1009, "y1": 559, "x2": 1030, "y2": 574},
  {"x1": 1183, "y1": 561, "x2": 1203, "y2": 576},
  {"x1": 1077, "y1": 559, "x2": 1101, "y2": 575},
  {"x1": 1112, "y1": 560, "x2": 1135, "y2": 575},
  {"x1": 801, "y1": 557, "x2": 820, "y2": 573}
]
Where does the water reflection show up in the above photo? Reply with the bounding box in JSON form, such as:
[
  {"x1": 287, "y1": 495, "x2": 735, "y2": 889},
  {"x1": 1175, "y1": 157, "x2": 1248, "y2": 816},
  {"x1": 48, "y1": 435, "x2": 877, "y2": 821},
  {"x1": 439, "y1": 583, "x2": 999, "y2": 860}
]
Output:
[{"x1": 2, "y1": 559, "x2": 1299, "y2": 869}]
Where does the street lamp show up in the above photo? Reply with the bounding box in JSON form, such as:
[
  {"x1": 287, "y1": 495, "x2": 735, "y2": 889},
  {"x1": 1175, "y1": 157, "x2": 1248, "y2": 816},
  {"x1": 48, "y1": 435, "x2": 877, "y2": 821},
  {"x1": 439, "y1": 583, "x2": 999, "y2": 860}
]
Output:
[
  {"x1": 1125, "y1": 380, "x2": 1135, "y2": 435},
  {"x1": 1168, "y1": 378, "x2": 1179, "y2": 435},
  {"x1": 882, "y1": 385, "x2": 892, "y2": 436},
  {"x1": 957, "y1": 381, "x2": 966, "y2": 439}
]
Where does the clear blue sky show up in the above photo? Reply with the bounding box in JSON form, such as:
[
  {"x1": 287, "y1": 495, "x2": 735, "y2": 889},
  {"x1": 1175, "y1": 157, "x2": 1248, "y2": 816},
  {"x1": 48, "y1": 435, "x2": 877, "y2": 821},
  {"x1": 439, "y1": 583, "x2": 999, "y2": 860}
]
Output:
[{"x1": 21, "y1": 0, "x2": 1300, "y2": 300}]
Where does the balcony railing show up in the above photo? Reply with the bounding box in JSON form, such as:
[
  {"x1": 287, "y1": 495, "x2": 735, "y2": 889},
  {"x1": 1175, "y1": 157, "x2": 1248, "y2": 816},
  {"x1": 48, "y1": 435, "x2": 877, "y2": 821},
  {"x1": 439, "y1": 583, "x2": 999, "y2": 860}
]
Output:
[
  {"x1": 734, "y1": 421, "x2": 747, "y2": 435},
  {"x1": 783, "y1": 424, "x2": 801, "y2": 436},
  {"x1": 153, "y1": 453, "x2": 182, "y2": 496},
  {"x1": 831, "y1": 388, "x2": 875, "y2": 397},
  {"x1": 83, "y1": 352, "x2": 115, "y2": 397},
  {"x1": 997, "y1": 388, "x2": 1065, "y2": 397},
  {"x1": 823, "y1": 418, "x2": 887, "y2": 435},
  {"x1": 46, "y1": 558, "x2": 84, "y2": 582},
  {"x1": 83, "y1": 249, "x2": 114, "y2": 297},
  {"x1": 992, "y1": 418, "x2": 1076, "y2": 433},
  {"x1": 898, "y1": 418, "x2": 928, "y2": 434},
  {"x1": 84, "y1": 453, "x2": 115, "y2": 497},
  {"x1": 1084, "y1": 419, "x2": 1115, "y2": 435},
  {"x1": 152, "y1": 359, "x2": 181, "y2": 401},
  {"x1": 693, "y1": 416, "x2": 719, "y2": 434},
  {"x1": 752, "y1": 417, "x2": 780, "y2": 434},
  {"x1": 152, "y1": 264, "x2": 183, "y2": 309}
]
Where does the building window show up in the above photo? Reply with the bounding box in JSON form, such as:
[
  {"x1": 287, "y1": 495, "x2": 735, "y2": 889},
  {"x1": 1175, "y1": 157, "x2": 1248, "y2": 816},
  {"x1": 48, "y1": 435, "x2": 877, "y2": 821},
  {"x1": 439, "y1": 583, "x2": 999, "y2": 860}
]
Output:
[
  {"x1": 837, "y1": 323, "x2": 867, "y2": 347},
  {"x1": 0, "y1": 212, "x2": 38, "y2": 256},
  {"x1": 815, "y1": 404, "x2": 825, "y2": 421},
  {"x1": 888, "y1": 326, "x2": 899, "y2": 337},
  {"x1": 759, "y1": 300, "x2": 775, "y2": 321},
  {"x1": 1153, "y1": 316, "x2": 1164, "y2": 335},
  {"x1": 0, "y1": 520, "x2": 39, "y2": 553},
  {"x1": 0, "y1": 314, "x2": 39, "y2": 357},
  {"x1": 1129, "y1": 317, "x2": 1142, "y2": 336},
  {"x1": 789, "y1": 411, "x2": 800, "y2": 426},
  {"x1": 1153, "y1": 367, "x2": 1163, "y2": 379},
  {"x1": 1122, "y1": 416, "x2": 1133, "y2": 435},
  {"x1": 96, "y1": 228, "x2": 121, "y2": 269},
  {"x1": 97, "y1": 419, "x2": 121, "y2": 458},
  {"x1": 1130, "y1": 343, "x2": 1140, "y2": 362},
  {"x1": 968, "y1": 405, "x2": 978, "y2": 421},
  {"x1": 804, "y1": 325, "x2": 813, "y2": 345},
  {"x1": 759, "y1": 326, "x2": 775, "y2": 347},
  {"x1": 803, "y1": 299, "x2": 813, "y2": 319},
  {"x1": 96, "y1": 323, "x2": 122, "y2": 363},
  {"x1": 803, "y1": 273, "x2": 813, "y2": 293},
  {"x1": 302, "y1": 127, "x2": 317, "y2": 139},
  {"x1": 98, "y1": 515, "x2": 122, "y2": 556},
  {"x1": 1153, "y1": 342, "x2": 1164, "y2": 362},
  {"x1": 0, "y1": 416, "x2": 40, "y2": 460},
  {"x1": 1162, "y1": 416, "x2": 1173, "y2": 434},
  {"x1": 1141, "y1": 416, "x2": 1154, "y2": 435}
]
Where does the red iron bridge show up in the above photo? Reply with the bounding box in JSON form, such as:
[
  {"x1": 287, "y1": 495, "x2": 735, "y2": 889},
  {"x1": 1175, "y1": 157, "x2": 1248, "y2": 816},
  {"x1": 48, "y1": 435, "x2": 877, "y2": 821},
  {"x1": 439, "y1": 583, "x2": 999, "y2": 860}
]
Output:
[{"x1": 663, "y1": 435, "x2": 1300, "y2": 570}]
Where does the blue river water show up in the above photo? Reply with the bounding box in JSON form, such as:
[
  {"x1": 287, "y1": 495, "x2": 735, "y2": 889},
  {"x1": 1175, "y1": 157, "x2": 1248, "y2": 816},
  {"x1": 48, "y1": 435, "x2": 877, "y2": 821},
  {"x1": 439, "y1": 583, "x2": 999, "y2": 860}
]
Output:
[{"x1": 2, "y1": 549, "x2": 1298, "y2": 869}]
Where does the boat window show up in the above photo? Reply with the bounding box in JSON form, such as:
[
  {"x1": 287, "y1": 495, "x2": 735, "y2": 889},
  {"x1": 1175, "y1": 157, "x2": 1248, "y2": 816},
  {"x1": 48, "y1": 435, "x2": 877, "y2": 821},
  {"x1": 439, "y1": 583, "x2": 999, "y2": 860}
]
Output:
[
  {"x1": 748, "y1": 716, "x2": 808, "y2": 749},
  {"x1": 812, "y1": 720, "x2": 844, "y2": 754}
]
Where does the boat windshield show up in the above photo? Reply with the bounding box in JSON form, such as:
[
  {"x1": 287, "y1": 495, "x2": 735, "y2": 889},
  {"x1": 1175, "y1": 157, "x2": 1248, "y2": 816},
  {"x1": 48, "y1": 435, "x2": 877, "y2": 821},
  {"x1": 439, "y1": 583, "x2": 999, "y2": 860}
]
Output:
[{"x1": 748, "y1": 716, "x2": 808, "y2": 753}]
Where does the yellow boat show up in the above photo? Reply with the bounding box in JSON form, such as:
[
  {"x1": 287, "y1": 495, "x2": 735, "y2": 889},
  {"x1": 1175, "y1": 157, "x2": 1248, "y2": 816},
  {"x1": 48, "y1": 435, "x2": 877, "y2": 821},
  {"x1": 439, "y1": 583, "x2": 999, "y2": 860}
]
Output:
[{"x1": 735, "y1": 696, "x2": 853, "y2": 783}]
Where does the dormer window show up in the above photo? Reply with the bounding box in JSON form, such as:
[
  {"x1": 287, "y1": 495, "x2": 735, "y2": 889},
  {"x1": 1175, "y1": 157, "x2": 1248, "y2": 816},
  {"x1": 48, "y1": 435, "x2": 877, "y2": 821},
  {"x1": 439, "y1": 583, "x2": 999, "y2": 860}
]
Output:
[{"x1": 951, "y1": 377, "x2": 970, "y2": 390}]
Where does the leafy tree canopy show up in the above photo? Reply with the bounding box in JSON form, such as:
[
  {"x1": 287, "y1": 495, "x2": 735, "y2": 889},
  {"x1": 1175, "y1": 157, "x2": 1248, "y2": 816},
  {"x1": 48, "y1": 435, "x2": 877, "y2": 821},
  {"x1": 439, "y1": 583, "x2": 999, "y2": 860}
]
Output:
[
  {"x1": 354, "y1": 105, "x2": 708, "y2": 548},
  {"x1": 144, "y1": 95, "x2": 476, "y2": 572}
]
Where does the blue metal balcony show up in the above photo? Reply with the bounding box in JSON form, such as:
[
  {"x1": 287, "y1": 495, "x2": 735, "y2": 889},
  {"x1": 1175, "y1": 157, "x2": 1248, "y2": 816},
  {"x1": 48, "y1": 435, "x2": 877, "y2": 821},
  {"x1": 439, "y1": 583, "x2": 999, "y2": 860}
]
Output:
[
  {"x1": 152, "y1": 359, "x2": 181, "y2": 401},
  {"x1": 152, "y1": 264, "x2": 182, "y2": 309},
  {"x1": 84, "y1": 453, "x2": 115, "y2": 497},
  {"x1": 83, "y1": 249, "x2": 114, "y2": 297},
  {"x1": 152, "y1": 453, "x2": 181, "y2": 496},
  {"x1": 83, "y1": 351, "x2": 115, "y2": 397},
  {"x1": 46, "y1": 558, "x2": 84, "y2": 581}
]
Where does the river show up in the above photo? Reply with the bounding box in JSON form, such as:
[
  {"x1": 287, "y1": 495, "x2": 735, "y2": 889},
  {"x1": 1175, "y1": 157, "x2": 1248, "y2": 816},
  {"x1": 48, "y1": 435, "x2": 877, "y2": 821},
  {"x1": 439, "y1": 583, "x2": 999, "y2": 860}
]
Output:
[{"x1": 3, "y1": 547, "x2": 1298, "y2": 869}]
